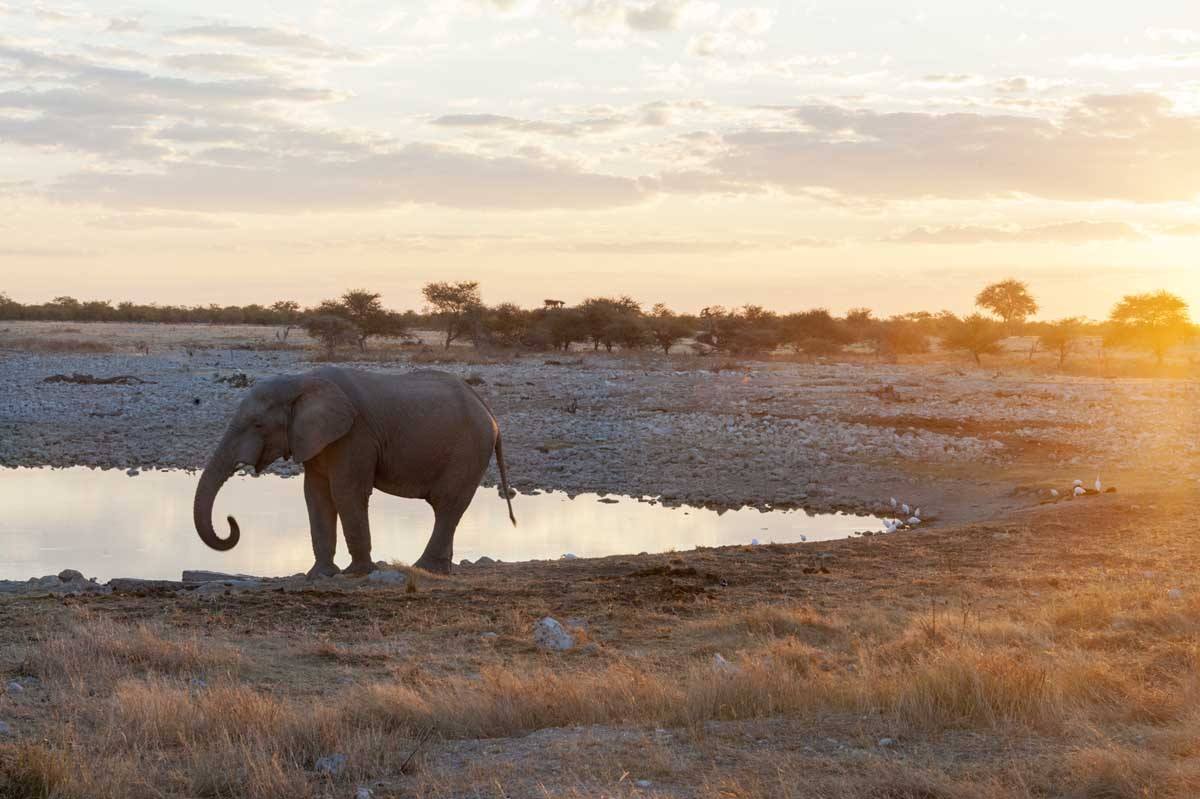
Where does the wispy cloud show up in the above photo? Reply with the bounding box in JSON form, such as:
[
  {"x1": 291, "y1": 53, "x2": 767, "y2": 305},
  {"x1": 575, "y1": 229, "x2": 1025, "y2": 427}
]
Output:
[
  {"x1": 166, "y1": 24, "x2": 364, "y2": 60},
  {"x1": 889, "y1": 221, "x2": 1145, "y2": 245}
]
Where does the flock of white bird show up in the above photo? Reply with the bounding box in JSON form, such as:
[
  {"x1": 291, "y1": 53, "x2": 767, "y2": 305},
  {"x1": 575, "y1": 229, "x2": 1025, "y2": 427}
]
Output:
[
  {"x1": 882, "y1": 497, "x2": 923, "y2": 534},
  {"x1": 1049, "y1": 476, "x2": 1104, "y2": 499}
]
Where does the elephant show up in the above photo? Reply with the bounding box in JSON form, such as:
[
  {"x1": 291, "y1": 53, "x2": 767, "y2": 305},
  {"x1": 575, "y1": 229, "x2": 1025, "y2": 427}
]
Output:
[{"x1": 193, "y1": 365, "x2": 515, "y2": 576}]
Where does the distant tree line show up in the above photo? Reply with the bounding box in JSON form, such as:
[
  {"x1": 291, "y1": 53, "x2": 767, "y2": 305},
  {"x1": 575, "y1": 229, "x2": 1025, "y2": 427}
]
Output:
[{"x1": 1, "y1": 278, "x2": 1194, "y2": 367}]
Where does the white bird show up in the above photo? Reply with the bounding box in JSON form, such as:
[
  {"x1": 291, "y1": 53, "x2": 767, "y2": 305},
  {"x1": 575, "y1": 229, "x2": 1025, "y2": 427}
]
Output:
[
  {"x1": 914, "y1": 508, "x2": 921, "y2": 518},
  {"x1": 883, "y1": 519, "x2": 901, "y2": 533},
  {"x1": 799, "y1": 535, "x2": 807, "y2": 542},
  {"x1": 907, "y1": 516, "x2": 922, "y2": 526},
  {"x1": 1050, "y1": 489, "x2": 1060, "y2": 498},
  {"x1": 902, "y1": 503, "x2": 911, "y2": 515},
  {"x1": 1074, "y1": 486, "x2": 1086, "y2": 497},
  {"x1": 891, "y1": 497, "x2": 898, "y2": 509},
  {"x1": 750, "y1": 538, "x2": 760, "y2": 546},
  {"x1": 1095, "y1": 476, "x2": 1102, "y2": 493},
  {"x1": 1073, "y1": 479, "x2": 1084, "y2": 488}
]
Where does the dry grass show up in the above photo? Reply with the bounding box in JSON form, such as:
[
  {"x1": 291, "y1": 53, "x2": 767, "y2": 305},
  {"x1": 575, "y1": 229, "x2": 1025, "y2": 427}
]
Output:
[{"x1": 0, "y1": 335, "x2": 114, "y2": 354}]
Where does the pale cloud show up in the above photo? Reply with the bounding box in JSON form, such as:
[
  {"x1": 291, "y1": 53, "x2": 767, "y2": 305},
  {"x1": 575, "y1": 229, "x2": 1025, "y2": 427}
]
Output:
[
  {"x1": 558, "y1": 0, "x2": 717, "y2": 34},
  {"x1": 162, "y1": 52, "x2": 280, "y2": 76},
  {"x1": 687, "y1": 6, "x2": 774, "y2": 59},
  {"x1": 1160, "y1": 222, "x2": 1200, "y2": 236},
  {"x1": 995, "y1": 76, "x2": 1029, "y2": 94},
  {"x1": 51, "y1": 143, "x2": 650, "y2": 212},
  {"x1": 890, "y1": 221, "x2": 1144, "y2": 245},
  {"x1": 166, "y1": 24, "x2": 363, "y2": 60},
  {"x1": 687, "y1": 93, "x2": 1200, "y2": 203},
  {"x1": 430, "y1": 112, "x2": 627, "y2": 136},
  {"x1": 106, "y1": 17, "x2": 141, "y2": 33},
  {"x1": 89, "y1": 212, "x2": 235, "y2": 230},
  {"x1": 1145, "y1": 27, "x2": 1200, "y2": 45},
  {"x1": 1069, "y1": 51, "x2": 1200, "y2": 71}
]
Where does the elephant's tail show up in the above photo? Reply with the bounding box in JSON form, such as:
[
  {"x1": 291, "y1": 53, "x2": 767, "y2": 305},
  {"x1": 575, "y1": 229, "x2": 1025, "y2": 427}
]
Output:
[{"x1": 495, "y1": 431, "x2": 517, "y2": 526}]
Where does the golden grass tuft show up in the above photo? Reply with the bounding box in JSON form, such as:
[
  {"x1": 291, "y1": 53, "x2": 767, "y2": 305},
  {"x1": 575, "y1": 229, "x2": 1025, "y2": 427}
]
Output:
[{"x1": 28, "y1": 613, "x2": 241, "y2": 688}]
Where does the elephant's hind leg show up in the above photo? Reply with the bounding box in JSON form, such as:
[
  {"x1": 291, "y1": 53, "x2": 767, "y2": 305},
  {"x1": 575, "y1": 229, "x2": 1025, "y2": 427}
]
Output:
[
  {"x1": 414, "y1": 495, "x2": 470, "y2": 575},
  {"x1": 304, "y1": 471, "x2": 340, "y2": 578}
]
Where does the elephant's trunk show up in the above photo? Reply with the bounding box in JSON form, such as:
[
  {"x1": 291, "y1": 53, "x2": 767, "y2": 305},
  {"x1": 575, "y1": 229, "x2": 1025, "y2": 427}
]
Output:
[{"x1": 193, "y1": 444, "x2": 241, "y2": 552}]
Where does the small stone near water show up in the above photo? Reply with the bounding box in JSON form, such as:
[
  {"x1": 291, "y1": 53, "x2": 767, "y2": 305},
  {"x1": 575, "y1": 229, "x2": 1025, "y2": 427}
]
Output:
[
  {"x1": 57, "y1": 569, "x2": 84, "y2": 582},
  {"x1": 315, "y1": 753, "x2": 347, "y2": 776},
  {"x1": 367, "y1": 569, "x2": 407, "y2": 586},
  {"x1": 475, "y1": 556, "x2": 496, "y2": 565},
  {"x1": 126, "y1": 468, "x2": 140, "y2": 476},
  {"x1": 1169, "y1": 588, "x2": 1184, "y2": 601},
  {"x1": 533, "y1": 617, "x2": 575, "y2": 651},
  {"x1": 598, "y1": 497, "x2": 619, "y2": 504}
]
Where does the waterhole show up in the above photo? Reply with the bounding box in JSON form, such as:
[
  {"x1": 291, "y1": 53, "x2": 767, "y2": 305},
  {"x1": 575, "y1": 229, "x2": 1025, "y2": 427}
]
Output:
[{"x1": 1, "y1": 467, "x2": 883, "y2": 580}]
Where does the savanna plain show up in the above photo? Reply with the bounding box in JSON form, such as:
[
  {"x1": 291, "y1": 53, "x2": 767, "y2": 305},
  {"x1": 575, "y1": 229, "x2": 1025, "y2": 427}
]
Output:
[{"x1": 2, "y1": 320, "x2": 1199, "y2": 798}]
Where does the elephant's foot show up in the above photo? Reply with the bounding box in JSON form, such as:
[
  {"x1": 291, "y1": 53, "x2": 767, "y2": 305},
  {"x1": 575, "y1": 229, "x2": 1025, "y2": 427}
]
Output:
[
  {"x1": 306, "y1": 561, "x2": 341, "y2": 579},
  {"x1": 413, "y1": 556, "x2": 453, "y2": 575},
  {"x1": 343, "y1": 559, "x2": 377, "y2": 578}
]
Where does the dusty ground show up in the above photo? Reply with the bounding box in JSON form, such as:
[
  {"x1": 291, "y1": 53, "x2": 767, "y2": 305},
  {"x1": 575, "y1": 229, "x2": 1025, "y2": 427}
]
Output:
[
  {"x1": 2, "y1": 322, "x2": 1199, "y2": 798},
  {"x1": 2, "y1": 321, "x2": 1198, "y2": 522},
  {"x1": 1, "y1": 488, "x2": 1199, "y2": 797}
]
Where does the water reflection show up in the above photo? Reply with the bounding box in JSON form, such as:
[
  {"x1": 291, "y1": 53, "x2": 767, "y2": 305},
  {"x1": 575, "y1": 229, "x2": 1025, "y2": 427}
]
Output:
[{"x1": 0, "y1": 467, "x2": 882, "y2": 581}]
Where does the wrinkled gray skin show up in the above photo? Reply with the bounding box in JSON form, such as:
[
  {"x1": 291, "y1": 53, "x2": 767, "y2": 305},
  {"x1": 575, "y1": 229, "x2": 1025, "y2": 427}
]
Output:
[{"x1": 193, "y1": 366, "x2": 515, "y2": 576}]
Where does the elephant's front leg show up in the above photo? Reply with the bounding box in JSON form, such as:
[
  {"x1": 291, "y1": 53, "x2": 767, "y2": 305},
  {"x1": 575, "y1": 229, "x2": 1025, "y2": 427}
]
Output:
[
  {"x1": 333, "y1": 480, "x2": 376, "y2": 577},
  {"x1": 303, "y1": 471, "x2": 340, "y2": 578}
]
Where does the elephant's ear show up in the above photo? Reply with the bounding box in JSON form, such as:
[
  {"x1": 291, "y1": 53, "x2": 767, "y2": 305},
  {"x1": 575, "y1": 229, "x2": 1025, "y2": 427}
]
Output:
[{"x1": 288, "y1": 379, "x2": 356, "y2": 464}]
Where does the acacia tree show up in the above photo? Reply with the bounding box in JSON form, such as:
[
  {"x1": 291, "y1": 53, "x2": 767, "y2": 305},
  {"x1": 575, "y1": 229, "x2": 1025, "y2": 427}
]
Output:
[
  {"x1": 944, "y1": 314, "x2": 1006, "y2": 366},
  {"x1": 422, "y1": 281, "x2": 482, "y2": 349},
  {"x1": 976, "y1": 279, "x2": 1038, "y2": 331},
  {"x1": 485, "y1": 302, "x2": 529, "y2": 348},
  {"x1": 781, "y1": 309, "x2": 851, "y2": 355},
  {"x1": 1039, "y1": 317, "x2": 1085, "y2": 369},
  {"x1": 1106, "y1": 291, "x2": 1192, "y2": 365},
  {"x1": 313, "y1": 289, "x2": 410, "y2": 350},
  {"x1": 646, "y1": 304, "x2": 694, "y2": 355}
]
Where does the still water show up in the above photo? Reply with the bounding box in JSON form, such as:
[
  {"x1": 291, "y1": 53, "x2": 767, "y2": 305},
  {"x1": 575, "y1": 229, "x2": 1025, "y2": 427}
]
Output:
[{"x1": 0, "y1": 467, "x2": 883, "y2": 581}]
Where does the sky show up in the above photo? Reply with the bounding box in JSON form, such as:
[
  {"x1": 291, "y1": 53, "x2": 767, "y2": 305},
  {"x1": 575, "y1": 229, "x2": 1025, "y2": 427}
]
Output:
[{"x1": 0, "y1": 0, "x2": 1198, "y2": 318}]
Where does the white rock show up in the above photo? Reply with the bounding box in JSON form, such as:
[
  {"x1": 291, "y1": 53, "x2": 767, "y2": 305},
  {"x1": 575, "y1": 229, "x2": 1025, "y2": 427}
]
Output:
[
  {"x1": 366, "y1": 570, "x2": 407, "y2": 586},
  {"x1": 533, "y1": 617, "x2": 575, "y2": 651}
]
